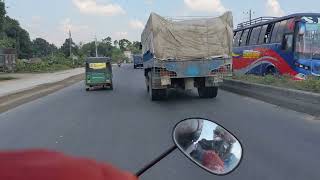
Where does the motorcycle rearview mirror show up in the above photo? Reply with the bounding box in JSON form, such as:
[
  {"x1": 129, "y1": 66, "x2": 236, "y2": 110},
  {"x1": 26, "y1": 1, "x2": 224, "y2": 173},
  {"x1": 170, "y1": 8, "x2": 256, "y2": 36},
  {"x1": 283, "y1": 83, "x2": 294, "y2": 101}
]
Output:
[
  {"x1": 173, "y1": 118, "x2": 243, "y2": 175},
  {"x1": 135, "y1": 118, "x2": 243, "y2": 177}
]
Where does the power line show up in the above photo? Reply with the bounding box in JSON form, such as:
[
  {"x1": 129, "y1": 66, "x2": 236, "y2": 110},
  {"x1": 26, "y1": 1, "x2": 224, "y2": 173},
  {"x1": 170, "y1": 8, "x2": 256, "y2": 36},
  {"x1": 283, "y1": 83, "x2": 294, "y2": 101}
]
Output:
[{"x1": 243, "y1": 9, "x2": 255, "y2": 24}]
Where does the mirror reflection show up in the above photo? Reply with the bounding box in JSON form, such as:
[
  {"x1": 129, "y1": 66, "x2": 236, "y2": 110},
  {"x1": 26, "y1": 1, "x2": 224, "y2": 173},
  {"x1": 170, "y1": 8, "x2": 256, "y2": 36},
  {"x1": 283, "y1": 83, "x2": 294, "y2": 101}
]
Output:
[{"x1": 174, "y1": 119, "x2": 242, "y2": 175}]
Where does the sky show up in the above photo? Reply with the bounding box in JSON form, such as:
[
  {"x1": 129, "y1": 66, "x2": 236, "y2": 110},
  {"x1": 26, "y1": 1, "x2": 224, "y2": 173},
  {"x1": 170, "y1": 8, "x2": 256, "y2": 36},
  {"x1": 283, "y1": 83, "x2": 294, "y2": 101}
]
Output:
[{"x1": 5, "y1": 0, "x2": 320, "y2": 46}]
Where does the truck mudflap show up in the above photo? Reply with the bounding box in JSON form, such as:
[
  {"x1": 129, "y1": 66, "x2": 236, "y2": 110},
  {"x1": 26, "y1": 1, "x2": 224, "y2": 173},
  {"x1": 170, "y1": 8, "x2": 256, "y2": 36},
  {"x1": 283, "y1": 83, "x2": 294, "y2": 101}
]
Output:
[{"x1": 205, "y1": 76, "x2": 223, "y2": 87}]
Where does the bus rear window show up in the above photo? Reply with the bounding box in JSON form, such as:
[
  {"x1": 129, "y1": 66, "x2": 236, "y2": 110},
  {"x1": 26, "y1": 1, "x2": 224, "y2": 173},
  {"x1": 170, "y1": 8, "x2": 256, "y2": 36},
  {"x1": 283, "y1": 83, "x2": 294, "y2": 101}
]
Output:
[
  {"x1": 258, "y1": 23, "x2": 273, "y2": 44},
  {"x1": 271, "y1": 22, "x2": 281, "y2": 43},
  {"x1": 240, "y1": 29, "x2": 250, "y2": 46},
  {"x1": 249, "y1": 26, "x2": 262, "y2": 45},
  {"x1": 233, "y1": 31, "x2": 242, "y2": 47}
]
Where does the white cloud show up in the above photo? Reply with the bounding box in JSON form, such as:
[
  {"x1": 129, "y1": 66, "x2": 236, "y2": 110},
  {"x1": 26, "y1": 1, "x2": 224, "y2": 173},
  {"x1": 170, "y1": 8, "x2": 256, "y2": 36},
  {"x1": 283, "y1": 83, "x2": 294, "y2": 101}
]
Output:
[
  {"x1": 60, "y1": 18, "x2": 89, "y2": 33},
  {"x1": 129, "y1": 19, "x2": 144, "y2": 30},
  {"x1": 266, "y1": 0, "x2": 284, "y2": 16},
  {"x1": 145, "y1": 0, "x2": 154, "y2": 5},
  {"x1": 184, "y1": 0, "x2": 226, "y2": 13},
  {"x1": 114, "y1": 31, "x2": 128, "y2": 39},
  {"x1": 72, "y1": 0, "x2": 125, "y2": 16}
]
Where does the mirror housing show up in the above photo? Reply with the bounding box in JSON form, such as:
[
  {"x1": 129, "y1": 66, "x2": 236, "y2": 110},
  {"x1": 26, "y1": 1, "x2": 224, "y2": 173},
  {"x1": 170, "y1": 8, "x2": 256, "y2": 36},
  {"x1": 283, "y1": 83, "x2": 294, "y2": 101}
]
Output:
[{"x1": 173, "y1": 118, "x2": 243, "y2": 175}]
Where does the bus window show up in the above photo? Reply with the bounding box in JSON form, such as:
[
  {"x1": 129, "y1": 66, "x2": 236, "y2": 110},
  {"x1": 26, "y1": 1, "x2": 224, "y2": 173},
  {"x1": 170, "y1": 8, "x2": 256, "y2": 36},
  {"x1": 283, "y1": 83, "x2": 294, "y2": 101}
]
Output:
[
  {"x1": 276, "y1": 20, "x2": 288, "y2": 42},
  {"x1": 258, "y1": 25, "x2": 268, "y2": 44},
  {"x1": 282, "y1": 34, "x2": 293, "y2": 51},
  {"x1": 259, "y1": 23, "x2": 273, "y2": 44},
  {"x1": 271, "y1": 22, "x2": 281, "y2": 43},
  {"x1": 233, "y1": 31, "x2": 242, "y2": 47},
  {"x1": 284, "y1": 18, "x2": 295, "y2": 33},
  {"x1": 240, "y1": 29, "x2": 250, "y2": 46},
  {"x1": 249, "y1": 26, "x2": 262, "y2": 45}
]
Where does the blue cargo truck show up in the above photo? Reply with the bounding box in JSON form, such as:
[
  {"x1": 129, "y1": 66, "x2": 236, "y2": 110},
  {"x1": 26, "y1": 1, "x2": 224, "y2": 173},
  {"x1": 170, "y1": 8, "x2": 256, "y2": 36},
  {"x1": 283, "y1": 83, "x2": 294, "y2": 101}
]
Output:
[
  {"x1": 133, "y1": 54, "x2": 143, "y2": 69},
  {"x1": 142, "y1": 12, "x2": 233, "y2": 100}
]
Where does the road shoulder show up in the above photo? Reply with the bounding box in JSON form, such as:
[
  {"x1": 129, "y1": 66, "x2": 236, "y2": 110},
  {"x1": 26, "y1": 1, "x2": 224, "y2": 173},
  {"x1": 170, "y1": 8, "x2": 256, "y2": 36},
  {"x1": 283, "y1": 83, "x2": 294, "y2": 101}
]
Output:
[{"x1": 0, "y1": 73, "x2": 84, "y2": 113}]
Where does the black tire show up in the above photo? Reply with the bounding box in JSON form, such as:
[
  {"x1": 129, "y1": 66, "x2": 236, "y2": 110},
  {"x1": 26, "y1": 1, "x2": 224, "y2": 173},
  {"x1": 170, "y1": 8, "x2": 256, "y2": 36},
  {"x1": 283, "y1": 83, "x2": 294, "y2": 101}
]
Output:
[
  {"x1": 148, "y1": 72, "x2": 167, "y2": 101},
  {"x1": 134, "y1": 65, "x2": 136, "y2": 69},
  {"x1": 198, "y1": 87, "x2": 218, "y2": 98},
  {"x1": 86, "y1": 87, "x2": 90, "y2": 91},
  {"x1": 150, "y1": 89, "x2": 168, "y2": 101},
  {"x1": 148, "y1": 75, "x2": 158, "y2": 101},
  {"x1": 264, "y1": 66, "x2": 279, "y2": 76}
]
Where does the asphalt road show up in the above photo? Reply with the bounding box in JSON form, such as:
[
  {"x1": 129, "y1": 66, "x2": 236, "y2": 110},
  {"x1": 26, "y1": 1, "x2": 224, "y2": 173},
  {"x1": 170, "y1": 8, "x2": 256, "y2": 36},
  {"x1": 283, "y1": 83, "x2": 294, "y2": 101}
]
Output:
[{"x1": 0, "y1": 64, "x2": 319, "y2": 180}]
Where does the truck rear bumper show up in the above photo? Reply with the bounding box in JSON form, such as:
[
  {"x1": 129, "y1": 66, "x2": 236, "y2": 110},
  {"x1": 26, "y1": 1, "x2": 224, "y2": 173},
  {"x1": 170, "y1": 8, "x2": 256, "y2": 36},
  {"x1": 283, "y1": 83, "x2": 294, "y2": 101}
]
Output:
[
  {"x1": 150, "y1": 76, "x2": 223, "y2": 90},
  {"x1": 144, "y1": 58, "x2": 232, "y2": 78}
]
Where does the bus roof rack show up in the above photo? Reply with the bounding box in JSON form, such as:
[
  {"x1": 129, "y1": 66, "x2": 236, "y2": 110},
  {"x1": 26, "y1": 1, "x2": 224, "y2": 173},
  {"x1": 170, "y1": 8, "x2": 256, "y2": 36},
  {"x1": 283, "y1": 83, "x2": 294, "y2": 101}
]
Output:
[{"x1": 237, "y1": 17, "x2": 277, "y2": 29}]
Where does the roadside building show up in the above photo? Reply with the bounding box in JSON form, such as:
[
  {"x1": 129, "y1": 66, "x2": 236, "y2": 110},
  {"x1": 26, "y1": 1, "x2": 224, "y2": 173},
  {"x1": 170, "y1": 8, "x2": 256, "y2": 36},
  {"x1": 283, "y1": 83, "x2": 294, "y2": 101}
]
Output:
[{"x1": 0, "y1": 48, "x2": 17, "y2": 72}]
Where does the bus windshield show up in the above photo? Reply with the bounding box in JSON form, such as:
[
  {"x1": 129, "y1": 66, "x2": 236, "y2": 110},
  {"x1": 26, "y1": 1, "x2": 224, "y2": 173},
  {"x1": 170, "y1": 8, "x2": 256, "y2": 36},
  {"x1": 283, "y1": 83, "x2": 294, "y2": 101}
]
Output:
[{"x1": 296, "y1": 16, "x2": 320, "y2": 60}]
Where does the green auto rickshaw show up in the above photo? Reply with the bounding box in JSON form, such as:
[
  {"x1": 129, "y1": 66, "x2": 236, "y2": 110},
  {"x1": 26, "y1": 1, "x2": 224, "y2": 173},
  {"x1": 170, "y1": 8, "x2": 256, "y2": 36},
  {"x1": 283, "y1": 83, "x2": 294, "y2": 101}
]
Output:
[{"x1": 85, "y1": 57, "x2": 113, "y2": 91}]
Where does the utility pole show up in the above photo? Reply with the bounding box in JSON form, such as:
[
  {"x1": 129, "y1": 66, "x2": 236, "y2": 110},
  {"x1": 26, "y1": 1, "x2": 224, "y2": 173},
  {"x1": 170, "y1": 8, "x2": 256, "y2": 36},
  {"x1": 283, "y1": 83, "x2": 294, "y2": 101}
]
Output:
[
  {"x1": 69, "y1": 30, "x2": 74, "y2": 66},
  {"x1": 243, "y1": 9, "x2": 255, "y2": 24},
  {"x1": 95, "y1": 35, "x2": 98, "y2": 57}
]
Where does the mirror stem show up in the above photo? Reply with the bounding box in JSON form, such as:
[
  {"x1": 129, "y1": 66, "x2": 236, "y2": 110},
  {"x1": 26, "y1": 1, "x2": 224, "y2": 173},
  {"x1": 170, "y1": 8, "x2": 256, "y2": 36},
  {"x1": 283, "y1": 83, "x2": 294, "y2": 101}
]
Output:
[{"x1": 135, "y1": 145, "x2": 177, "y2": 177}]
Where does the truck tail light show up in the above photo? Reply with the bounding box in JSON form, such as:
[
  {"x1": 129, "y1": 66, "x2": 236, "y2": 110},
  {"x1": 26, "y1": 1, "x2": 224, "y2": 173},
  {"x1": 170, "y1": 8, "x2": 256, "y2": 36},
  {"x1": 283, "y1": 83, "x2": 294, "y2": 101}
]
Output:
[{"x1": 158, "y1": 68, "x2": 177, "y2": 77}]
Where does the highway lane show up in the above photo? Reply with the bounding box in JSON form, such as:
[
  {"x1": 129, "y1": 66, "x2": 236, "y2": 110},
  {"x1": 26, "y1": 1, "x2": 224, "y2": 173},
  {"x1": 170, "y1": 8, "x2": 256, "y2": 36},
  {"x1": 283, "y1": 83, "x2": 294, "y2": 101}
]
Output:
[{"x1": 0, "y1": 64, "x2": 319, "y2": 180}]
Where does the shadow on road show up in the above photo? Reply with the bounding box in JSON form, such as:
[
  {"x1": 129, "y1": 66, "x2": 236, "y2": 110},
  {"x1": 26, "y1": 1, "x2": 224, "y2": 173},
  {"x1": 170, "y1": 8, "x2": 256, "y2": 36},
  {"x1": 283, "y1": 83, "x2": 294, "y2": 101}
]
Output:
[{"x1": 160, "y1": 89, "x2": 217, "y2": 103}]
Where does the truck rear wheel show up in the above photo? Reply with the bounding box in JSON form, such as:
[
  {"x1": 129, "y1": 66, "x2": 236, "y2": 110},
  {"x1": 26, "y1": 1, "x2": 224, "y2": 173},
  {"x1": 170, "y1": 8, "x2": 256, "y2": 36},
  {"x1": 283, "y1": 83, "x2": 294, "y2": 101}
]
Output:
[
  {"x1": 198, "y1": 87, "x2": 218, "y2": 98},
  {"x1": 148, "y1": 72, "x2": 167, "y2": 101},
  {"x1": 150, "y1": 89, "x2": 168, "y2": 101}
]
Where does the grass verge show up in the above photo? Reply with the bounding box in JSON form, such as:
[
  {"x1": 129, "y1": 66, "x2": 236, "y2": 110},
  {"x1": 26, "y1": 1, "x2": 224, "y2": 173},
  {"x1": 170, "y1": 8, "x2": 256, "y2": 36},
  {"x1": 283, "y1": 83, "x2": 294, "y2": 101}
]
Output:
[
  {"x1": 0, "y1": 76, "x2": 17, "y2": 81},
  {"x1": 231, "y1": 75, "x2": 320, "y2": 93}
]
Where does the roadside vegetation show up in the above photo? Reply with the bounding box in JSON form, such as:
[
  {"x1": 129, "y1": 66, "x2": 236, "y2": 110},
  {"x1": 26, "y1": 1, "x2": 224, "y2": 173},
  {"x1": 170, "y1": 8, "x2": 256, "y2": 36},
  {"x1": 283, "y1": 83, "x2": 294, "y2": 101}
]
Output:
[
  {"x1": 0, "y1": 76, "x2": 16, "y2": 81},
  {"x1": 0, "y1": 1, "x2": 141, "y2": 73},
  {"x1": 15, "y1": 54, "x2": 84, "y2": 73},
  {"x1": 231, "y1": 75, "x2": 320, "y2": 93}
]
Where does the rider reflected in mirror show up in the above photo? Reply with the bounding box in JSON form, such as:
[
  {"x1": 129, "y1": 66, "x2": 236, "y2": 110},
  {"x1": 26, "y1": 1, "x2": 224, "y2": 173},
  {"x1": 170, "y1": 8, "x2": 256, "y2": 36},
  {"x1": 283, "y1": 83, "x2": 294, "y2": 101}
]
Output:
[
  {"x1": 189, "y1": 126, "x2": 238, "y2": 173},
  {"x1": 174, "y1": 119, "x2": 243, "y2": 175}
]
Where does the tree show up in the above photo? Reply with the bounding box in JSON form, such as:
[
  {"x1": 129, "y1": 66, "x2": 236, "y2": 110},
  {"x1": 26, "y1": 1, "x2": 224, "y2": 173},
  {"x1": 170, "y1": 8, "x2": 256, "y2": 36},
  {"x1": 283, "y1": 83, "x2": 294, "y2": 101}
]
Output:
[
  {"x1": 111, "y1": 47, "x2": 126, "y2": 63},
  {"x1": 32, "y1": 38, "x2": 57, "y2": 57},
  {"x1": 80, "y1": 41, "x2": 95, "y2": 57},
  {"x1": 18, "y1": 29, "x2": 32, "y2": 59},
  {"x1": 129, "y1": 41, "x2": 142, "y2": 54},
  {"x1": 60, "y1": 38, "x2": 78, "y2": 57},
  {"x1": 118, "y1": 39, "x2": 131, "y2": 51},
  {"x1": 1, "y1": 16, "x2": 32, "y2": 58},
  {"x1": 0, "y1": 0, "x2": 6, "y2": 39},
  {"x1": 113, "y1": 40, "x2": 118, "y2": 48},
  {"x1": 102, "y1": 36, "x2": 112, "y2": 46}
]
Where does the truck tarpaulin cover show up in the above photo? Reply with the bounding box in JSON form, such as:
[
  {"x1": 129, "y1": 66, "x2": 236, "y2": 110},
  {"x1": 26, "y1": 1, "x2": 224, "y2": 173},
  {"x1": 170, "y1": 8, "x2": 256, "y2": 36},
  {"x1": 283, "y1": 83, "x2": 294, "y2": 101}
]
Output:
[{"x1": 141, "y1": 12, "x2": 233, "y2": 61}]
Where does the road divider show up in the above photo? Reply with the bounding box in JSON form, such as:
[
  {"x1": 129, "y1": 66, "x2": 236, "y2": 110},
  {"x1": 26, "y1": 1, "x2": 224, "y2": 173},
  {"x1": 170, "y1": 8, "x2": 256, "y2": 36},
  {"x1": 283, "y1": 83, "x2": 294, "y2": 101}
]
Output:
[
  {"x1": 0, "y1": 74, "x2": 84, "y2": 113},
  {"x1": 221, "y1": 79, "x2": 320, "y2": 116}
]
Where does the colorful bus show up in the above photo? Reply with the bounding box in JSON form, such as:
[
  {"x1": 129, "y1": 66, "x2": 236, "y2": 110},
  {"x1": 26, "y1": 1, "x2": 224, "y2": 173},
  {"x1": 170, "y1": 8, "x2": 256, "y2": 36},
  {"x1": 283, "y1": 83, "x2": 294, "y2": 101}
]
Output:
[{"x1": 233, "y1": 13, "x2": 320, "y2": 79}]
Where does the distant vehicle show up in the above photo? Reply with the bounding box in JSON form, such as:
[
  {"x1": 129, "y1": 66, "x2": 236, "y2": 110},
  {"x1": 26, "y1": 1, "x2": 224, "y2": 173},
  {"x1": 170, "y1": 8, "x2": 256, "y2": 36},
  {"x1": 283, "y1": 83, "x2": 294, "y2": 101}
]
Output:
[
  {"x1": 133, "y1": 54, "x2": 143, "y2": 69},
  {"x1": 233, "y1": 13, "x2": 320, "y2": 79},
  {"x1": 142, "y1": 12, "x2": 233, "y2": 100},
  {"x1": 85, "y1": 57, "x2": 113, "y2": 91}
]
